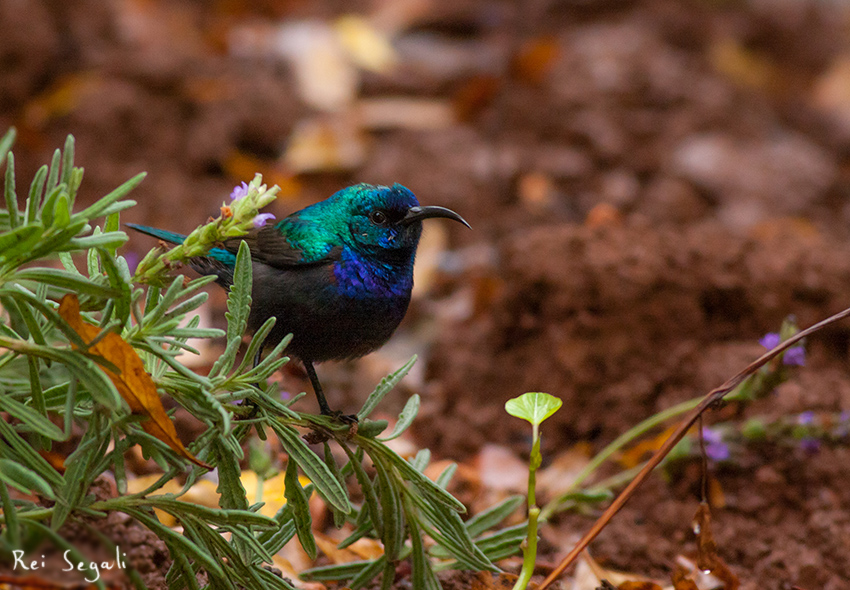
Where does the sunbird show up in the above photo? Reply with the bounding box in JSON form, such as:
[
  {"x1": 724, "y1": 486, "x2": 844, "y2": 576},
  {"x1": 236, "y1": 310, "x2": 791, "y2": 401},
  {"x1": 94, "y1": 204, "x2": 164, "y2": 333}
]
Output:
[{"x1": 128, "y1": 183, "x2": 470, "y2": 419}]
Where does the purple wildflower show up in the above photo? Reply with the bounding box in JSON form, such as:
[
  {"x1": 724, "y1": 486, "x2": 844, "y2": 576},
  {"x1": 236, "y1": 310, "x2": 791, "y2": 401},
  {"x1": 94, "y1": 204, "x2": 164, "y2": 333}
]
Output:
[
  {"x1": 253, "y1": 212, "x2": 276, "y2": 228},
  {"x1": 760, "y1": 332, "x2": 805, "y2": 366},
  {"x1": 799, "y1": 437, "x2": 821, "y2": 455},
  {"x1": 840, "y1": 411, "x2": 850, "y2": 423},
  {"x1": 230, "y1": 181, "x2": 250, "y2": 201},
  {"x1": 702, "y1": 427, "x2": 730, "y2": 462},
  {"x1": 797, "y1": 411, "x2": 816, "y2": 426},
  {"x1": 759, "y1": 332, "x2": 781, "y2": 349},
  {"x1": 783, "y1": 346, "x2": 806, "y2": 366}
]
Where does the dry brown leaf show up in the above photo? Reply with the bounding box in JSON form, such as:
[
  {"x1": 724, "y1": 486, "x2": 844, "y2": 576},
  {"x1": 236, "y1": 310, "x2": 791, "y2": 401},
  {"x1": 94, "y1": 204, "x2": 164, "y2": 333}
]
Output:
[
  {"x1": 685, "y1": 502, "x2": 739, "y2": 590},
  {"x1": 59, "y1": 294, "x2": 210, "y2": 469},
  {"x1": 692, "y1": 502, "x2": 717, "y2": 573}
]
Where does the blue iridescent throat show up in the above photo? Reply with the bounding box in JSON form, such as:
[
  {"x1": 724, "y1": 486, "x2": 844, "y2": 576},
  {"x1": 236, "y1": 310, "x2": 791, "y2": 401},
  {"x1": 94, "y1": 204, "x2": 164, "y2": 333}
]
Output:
[{"x1": 333, "y1": 246, "x2": 414, "y2": 299}]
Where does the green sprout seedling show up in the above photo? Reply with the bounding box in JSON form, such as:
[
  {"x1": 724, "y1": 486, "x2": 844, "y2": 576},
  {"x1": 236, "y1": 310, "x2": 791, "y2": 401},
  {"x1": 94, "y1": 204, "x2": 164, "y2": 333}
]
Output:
[{"x1": 505, "y1": 392, "x2": 563, "y2": 590}]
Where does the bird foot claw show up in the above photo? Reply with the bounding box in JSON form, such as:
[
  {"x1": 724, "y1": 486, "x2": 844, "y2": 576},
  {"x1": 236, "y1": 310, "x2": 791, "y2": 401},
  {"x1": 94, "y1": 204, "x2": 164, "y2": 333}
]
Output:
[{"x1": 322, "y1": 410, "x2": 358, "y2": 425}]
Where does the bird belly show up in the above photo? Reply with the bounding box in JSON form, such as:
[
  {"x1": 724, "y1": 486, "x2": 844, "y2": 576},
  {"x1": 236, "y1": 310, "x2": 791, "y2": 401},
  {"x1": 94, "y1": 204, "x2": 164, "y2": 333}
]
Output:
[{"x1": 248, "y1": 262, "x2": 411, "y2": 362}]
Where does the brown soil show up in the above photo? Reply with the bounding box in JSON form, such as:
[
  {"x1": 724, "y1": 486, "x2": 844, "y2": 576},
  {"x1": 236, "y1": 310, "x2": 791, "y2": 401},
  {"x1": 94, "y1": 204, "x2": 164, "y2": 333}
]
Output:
[{"x1": 3, "y1": 0, "x2": 850, "y2": 588}]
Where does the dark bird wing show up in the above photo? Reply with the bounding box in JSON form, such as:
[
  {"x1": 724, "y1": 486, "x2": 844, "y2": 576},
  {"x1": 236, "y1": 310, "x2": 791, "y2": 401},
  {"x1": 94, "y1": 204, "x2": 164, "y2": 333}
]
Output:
[{"x1": 222, "y1": 221, "x2": 342, "y2": 270}]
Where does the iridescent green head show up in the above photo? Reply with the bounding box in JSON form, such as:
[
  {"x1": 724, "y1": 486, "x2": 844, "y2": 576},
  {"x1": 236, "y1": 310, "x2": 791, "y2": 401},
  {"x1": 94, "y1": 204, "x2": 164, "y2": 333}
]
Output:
[{"x1": 314, "y1": 183, "x2": 470, "y2": 257}]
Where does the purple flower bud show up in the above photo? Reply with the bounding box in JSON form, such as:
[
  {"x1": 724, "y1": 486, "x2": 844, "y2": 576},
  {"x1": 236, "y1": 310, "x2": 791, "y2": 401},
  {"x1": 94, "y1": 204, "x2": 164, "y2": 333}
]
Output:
[
  {"x1": 702, "y1": 427, "x2": 730, "y2": 461},
  {"x1": 230, "y1": 181, "x2": 250, "y2": 201},
  {"x1": 759, "y1": 332, "x2": 781, "y2": 349},
  {"x1": 253, "y1": 212, "x2": 276, "y2": 228},
  {"x1": 783, "y1": 346, "x2": 806, "y2": 366}
]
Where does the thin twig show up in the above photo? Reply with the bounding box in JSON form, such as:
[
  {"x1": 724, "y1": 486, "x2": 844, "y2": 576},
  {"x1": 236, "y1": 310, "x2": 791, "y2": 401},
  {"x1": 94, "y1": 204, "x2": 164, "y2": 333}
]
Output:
[{"x1": 538, "y1": 305, "x2": 850, "y2": 589}]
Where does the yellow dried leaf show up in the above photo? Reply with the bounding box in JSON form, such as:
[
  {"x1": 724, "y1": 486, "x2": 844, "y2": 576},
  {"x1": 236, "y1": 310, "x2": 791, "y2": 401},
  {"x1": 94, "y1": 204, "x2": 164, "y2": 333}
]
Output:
[{"x1": 59, "y1": 294, "x2": 210, "y2": 469}]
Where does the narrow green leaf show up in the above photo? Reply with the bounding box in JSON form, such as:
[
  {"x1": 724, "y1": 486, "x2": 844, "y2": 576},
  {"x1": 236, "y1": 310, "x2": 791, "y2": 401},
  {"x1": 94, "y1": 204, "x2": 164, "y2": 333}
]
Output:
[
  {"x1": 373, "y1": 457, "x2": 404, "y2": 560},
  {"x1": 259, "y1": 504, "x2": 297, "y2": 555},
  {"x1": 253, "y1": 565, "x2": 298, "y2": 590},
  {"x1": 52, "y1": 192, "x2": 71, "y2": 228},
  {"x1": 409, "y1": 448, "x2": 431, "y2": 472},
  {"x1": 378, "y1": 394, "x2": 420, "y2": 441},
  {"x1": 211, "y1": 240, "x2": 252, "y2": 378},
  {"x1": 0, "y1": 459, "x2": 56, "y2": 499},
  {"x1": 4, "y1": 150, "x2": 19, "y2": 229},
  {"x1": 0, "y1": 474, "x2": 21, "y2": 547},
  {"x1": 408, "y1": 490, "x2": 497, "y2": 572},
  {"x1": 301, "y1": 559, "x2": 380, "y2": 582},
  {"x1": 25, "y1": 165, "x2": 47, "y2": 223},
  {"x1": 45, "y1": 148, "x2": 61, "y2": 195},
  {"x1": 505, "y1": 392, "x2": 562, "y2": 426},
  {"x1": 337, "y1": 519, "x2": 373, "y2": 549},
  {"x1": 0, "y1": 127, "x2": 15, "y2": 166},
  {"x1": 166, "y1": 551, "x2": 201, "y2": 590},
  {"x1": 434, "y1": 462, "x2": 457, "y2": 490},
  {"x1": 323, "y1": 442, "x2": 348, "y2": 529},
  {"x1": 357, "y1": 355, "x2": 416, "y2": 421},
  {"x1": 365, "y1": 441, "x2": 465, "y2": 513},
  {"x1": 67, "y1": 231, "x2": 128, "y2": 250},
  {"x1": 284, "y1": 459, "x2": 317, "y2": 560},
  {"x1": 75, "y1": 172, "x2": 145, "y2": 220},
  {"x1": 40, "y1": 184, "x2": 64, "y2": 227},
  {"x1": 14, "y1": 267, "x2": 122, "y2": 298},
  {"x1": 0, "y1": 417, "x2": 64, "y2": 488},
  {"x1": 349, "y1": 556, "x2": 387, "y2": 590},
  {"x1": 0, "y1": 223, "x2": 41, "y2": 259},
  {"x1": 60, "y1": 134, "x2": 75, "y2": 188},
  {"x1": 406, "y1": 505, "x2": 441, "y2": 590},
  {"x1": 465, "y1": 494, "x2": 524, "y2": 538},
  {"x1": 342, "y1": 444, "x2": 383, "y2": 538},
  {"x1": 124, "y1": 507, "x2": 227, "y2": 580},
  {"x1": 270, "y1": 421, "x2": 350, "y2": 513},
  {"x1": 0, "y1": 390, "x2": 64, "y2": 441}
]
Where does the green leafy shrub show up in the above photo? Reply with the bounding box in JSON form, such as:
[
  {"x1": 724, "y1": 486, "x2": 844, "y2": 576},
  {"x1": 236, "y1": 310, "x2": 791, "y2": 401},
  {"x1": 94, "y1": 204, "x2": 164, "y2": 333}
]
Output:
[{"x1": 0, "y1": 129, "x2": 520, "y2": 589}]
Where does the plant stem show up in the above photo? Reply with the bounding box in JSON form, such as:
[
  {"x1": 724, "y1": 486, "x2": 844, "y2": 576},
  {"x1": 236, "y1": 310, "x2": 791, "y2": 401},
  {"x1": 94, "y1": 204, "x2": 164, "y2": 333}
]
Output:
[{"x1": 513, "y1": 430, "x2": 543, "y2": 590}]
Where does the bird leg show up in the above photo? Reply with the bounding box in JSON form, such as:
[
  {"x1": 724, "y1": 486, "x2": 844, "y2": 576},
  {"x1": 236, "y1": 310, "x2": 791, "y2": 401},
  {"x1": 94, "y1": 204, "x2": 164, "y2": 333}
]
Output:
[{"x1": 303, "y1": 360, "x2": 357, "y2": 423}]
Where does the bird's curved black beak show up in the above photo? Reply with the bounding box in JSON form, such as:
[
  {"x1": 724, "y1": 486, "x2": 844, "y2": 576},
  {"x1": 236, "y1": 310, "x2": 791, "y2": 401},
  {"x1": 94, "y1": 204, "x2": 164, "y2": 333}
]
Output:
[{"x1": 401, "y1": 205, "x2": 471, "y2": 229}]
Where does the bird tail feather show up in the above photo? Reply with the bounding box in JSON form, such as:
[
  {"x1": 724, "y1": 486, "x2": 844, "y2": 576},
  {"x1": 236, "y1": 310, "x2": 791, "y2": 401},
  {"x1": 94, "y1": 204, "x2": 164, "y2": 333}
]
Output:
[{"x1": 125, "y1": 224, "x2": 187, "y2": 245}]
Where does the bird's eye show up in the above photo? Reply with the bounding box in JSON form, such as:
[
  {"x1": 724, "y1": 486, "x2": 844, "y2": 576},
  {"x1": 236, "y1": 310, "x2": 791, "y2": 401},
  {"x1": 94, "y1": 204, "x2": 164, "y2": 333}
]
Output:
[{"x1": 369, "y1": 209, "x2": 389, "y2": 225}]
